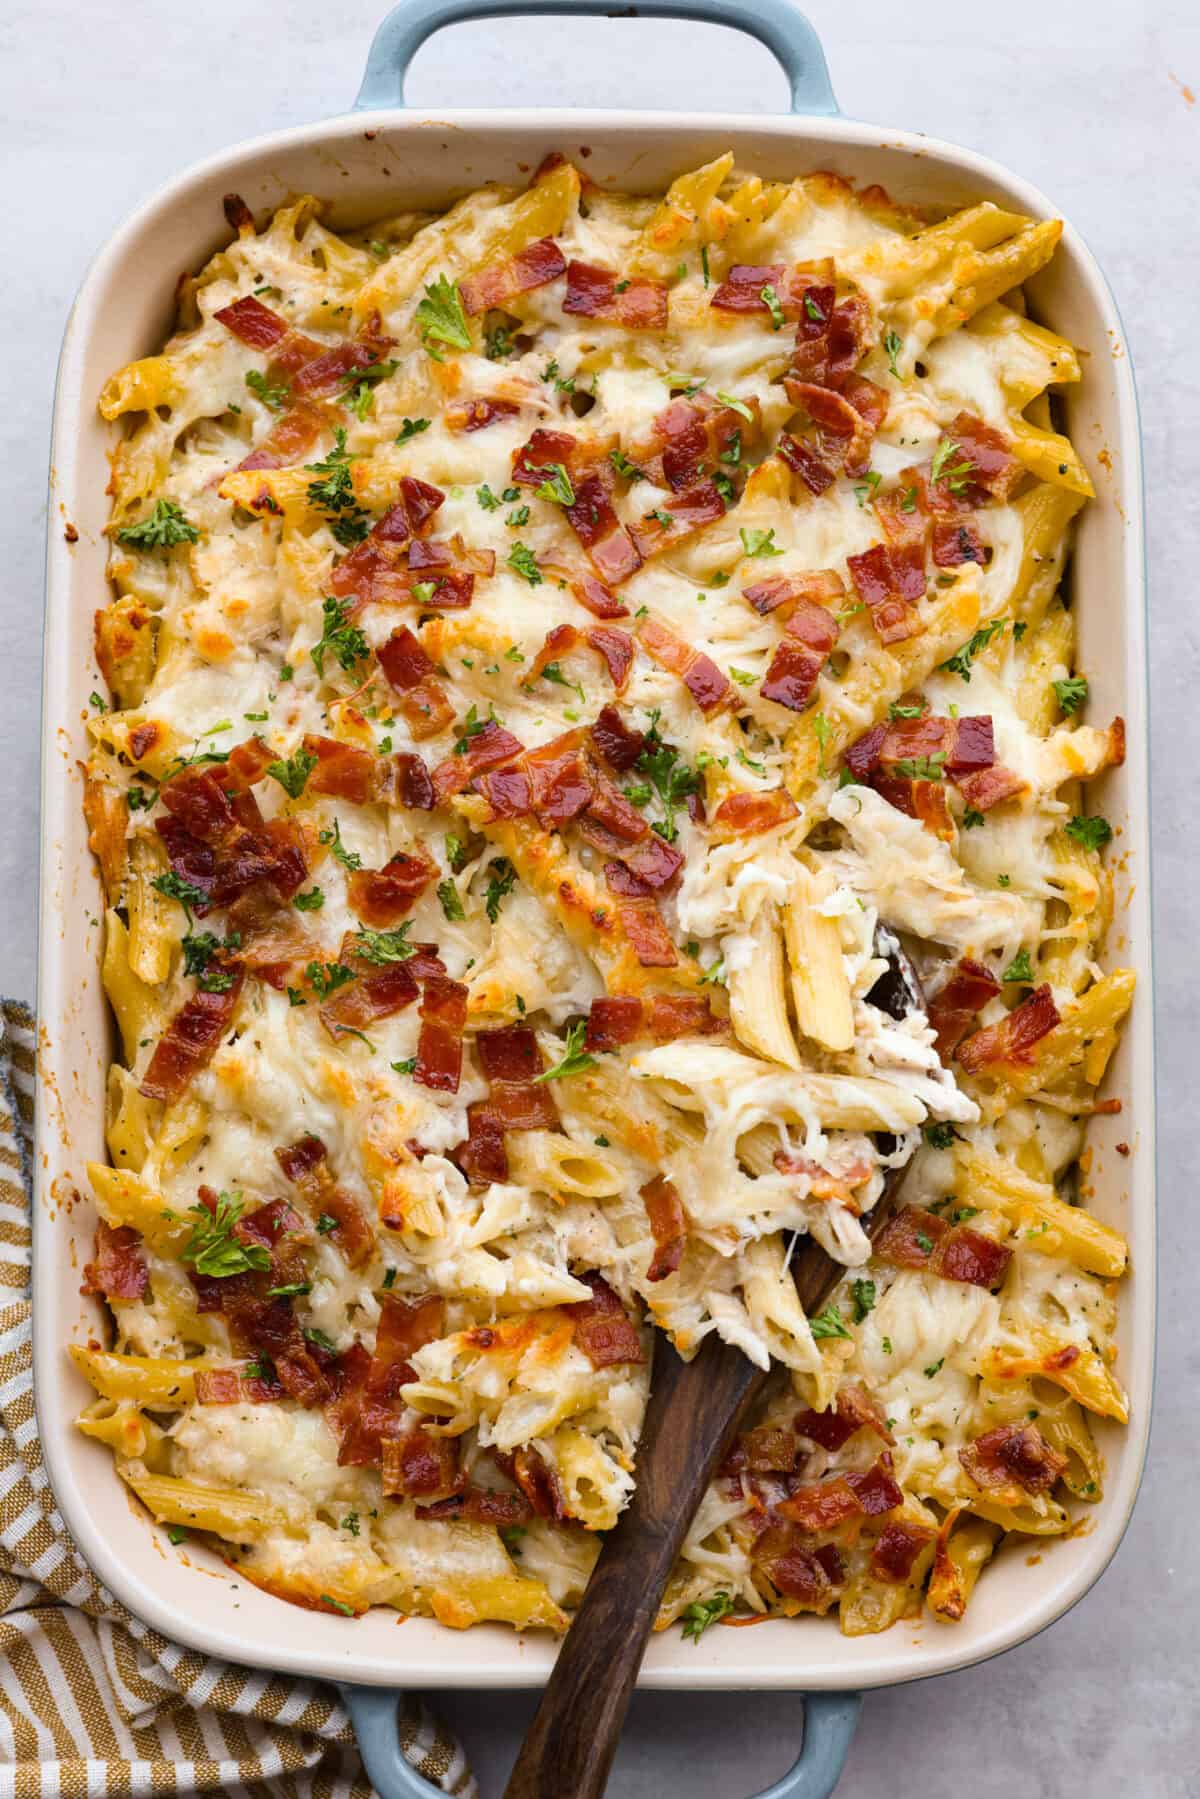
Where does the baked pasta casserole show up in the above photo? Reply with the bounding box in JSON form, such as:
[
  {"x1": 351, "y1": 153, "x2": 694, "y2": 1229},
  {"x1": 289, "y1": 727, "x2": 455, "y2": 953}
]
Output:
[{"x1": 77, "y1": 153, "x2": 1134, "y2": 1639}]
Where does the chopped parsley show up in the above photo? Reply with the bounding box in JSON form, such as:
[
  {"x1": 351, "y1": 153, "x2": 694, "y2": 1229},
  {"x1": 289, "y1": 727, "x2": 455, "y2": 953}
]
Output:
[
  {"x1": 310, "y1": 594, "x2": 369, "y2": 677},
  {"x1": 484, "y1": 323, "x2": 514, "y2": 361},
  {"x1": 415, "y1": 275, "x2": 471, "y2": 360},
  {"x1": 924, "y1": 1358, "x2": 945, "y2": 1379},
  {"x1": 729, "y1": 667, "x2": 757, "y2": 686},
  {"x1": 126, "y1": 784, "x2": 155, "y2": 812},
  {"x1": 266, "y1": 745, "x2": 318, "y2": 799},
  {"x1": 390, "y1": 1058, "x2": 417, "y2": 1077},
  {"x1": 1002, "y1": 950, "x2": 1034, "y2": 984},
  {"x1": 923, "y1": 1122, "x2": 961, "y2": 1151},
  {"x1": 634, "y1": 713, "x2": 700, "y2": 845},
  {"x1": 484, "y1": 857, "x2": 517, "y2": 923},
  {"x1": 715, "y1": 390, "x2": 754, "y2": 423},
  {"x1": 477, "y1": 484, "x2": 503, "y2": 511},
  {"x1": 851, "y1": 1279, "x2": 876, "y2": 1323},
  {"x1": 395, "y1": 417, "x2": 431, "y2": 445},
  {"x1": 739, "y1": 526, "x2": 782, "y2": 559},
  {"x1": 533, "y1": 1021, "x2": 596, "y2": 1083},
  {"x1": 608, "y1": 447, "x2": 645, "y2": 482},
  {"x1": 506, "y1": 504, "x2": 531, "y2": 527},
  {"x1": 245, "y1": 369, "x2": 289, "y2": 410},
  {"x1": 962, "y1": 807, "x2": 986, "y2": 829},
  {"x1": 151, "y1": 870, "x2": 208, "y2": 921},
  {"x1": 319, "y1": 818, "x2": 362, "y2": 870},
  {"x1": 853, "y1": 471, "x2": 882, "y2": 508},
  {"x1": 680, "y1": 1591, "x2": 736, "y2": 1642},
  {"x1": 1066, "y1": 814, "x2": 1113, "y2": 851},
  {"x1": 350, "y1": 924, "x2": 415, "y2": 966},
  {"x1": 938, "y1": 619, "x2": 1006, "y2": 682},
  {"x1": 293, "y1": 887, "x2": 325, "y2": 913},
  {"x1": 508, "y1": 542, "x2": 543, "y2": 585},
  {"x1": 305, "y1": 960, "x2": 355, "y2": 997},
  {"x1": 319, "y1": 1594, "x2": 356, "y2": 1617},
  {"x1": 167, "y1": 1526, "x2": 188, "y2": 1546},
  {"x1": 341, "y1": 1511, "x2": 361, "y2": 1536},
  {"x1": 116, "y1": 500, "x2": 199, "y2": 550},
  {"x1": 810, "y1": 1304, "x2": 853, "y2": 1341},
  {"x1": 539, "y1": 661, "x2": 586, "y2": 705},
  {"x1": 882, "y1": 328, "x2": 902, "y2": 379},
  {"x1": 930, "y1": 437, "x2": 975, "y2": 496},
  {"x1": 1053, "y1": 675, "x2": 1089, "y2": 715},
  {"x1": 533, "y1": 462, "x2": 575, "y2": 506},
  {"x1": 180, "y1": 1191, "x2": 271, "y2": 1279},
  {"x1": 915, "y1": 1231, "x2": 934, "y2": 1255},
  {"x1": 893, "y1": 751, "x2": 947, "y2": 781},
  {"x1": 437, "y1": 879, "x2": 465, "y2": 922},
  {"x1": 760, "y1": 283, "x2": 786, "y2": 330},
  {"x1": 316, "y1": 1214, "x2": 338, "y2": 1235},
  {"x1": 888, "y1": 702, "x2": 926, "y2": 721},
  {"x1": 305, "y1": 430, "x2": 370, "y2": 546}
]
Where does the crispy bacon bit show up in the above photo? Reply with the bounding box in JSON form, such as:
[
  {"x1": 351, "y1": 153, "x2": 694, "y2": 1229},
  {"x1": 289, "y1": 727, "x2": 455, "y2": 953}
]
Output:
[
  {"x1": 510, "y1": 1445, "x2": 568, "y2": 1522},
  {"x1": 583, "y1": 822, "x2": 684, "y2": 892},
  {"x1": 416, "y1": 1488, "x2": 534, "y2": 1526},
  {"x1": 474, "y1": 1025, "x2": 560, "y2": 1131},
  {"x1": 82, "y1": 1221, "x2": 149, "y2": 1302},
  {"x1": 872, "y1": 775, "x2": 955, "y2": 842},
  {"x1": 572, "y1": 572, "x2": 629, "y2": 620},
  {"x1": 564, "y1": 468, "x2": 644, "y2": 586},
  {"x1": 959, "y1": 1422, "x2": 1068, "y2": 1496},
  {"x1": 795, "y1": 1386, "x2": 890, "y2": 1451},
  {"x1": 302, "y1": 735, "x2": 376, "y2": 805},
  {"x1": 563, "y1": 260, "x2": 669, "y2": 328},
  {"x1": 778, "y1": 432, "x2": 836, "y2": 495},
  {"x1": 328, "y1": 477, "x2": 446, "y2": 605},
  {"x1": 238, "y1": 399, "x2": 330, "y2": 472},
  {"x1": 444, "y1": 396, "x2": 522, "y2": 433},
  {"x1": 214, "y1": 294, "x2": 295, "y2": 351},
  {"x1": 376, "y1": 626, "x2": 455, "y2": 739},
  {"x1": 784, "y1": 379, "x2": 881, "y2": 478},
  {"x1": 743, "y1": 569, "x2": 844, "y2": 621},
  {"x1": 391, "y1": 752, "x2": 435, "y2": 811},
  {"x1": 584, "y1": 995, "x2": 643, "y2": 1050},
  {"x1": 327, "y1": 1293, "x2": 445, "y2": 1465},
  {"x1": 225, "y1": 889, "x2": 312, "y2": 987},
  {"x1": 455, "y1": 1104, "x2": 510, "y2": 1188},
  {"x1": 932, "y1": 519, "x2": 987, "y2": 567},
  {"x1": 590, "y1": 704, "x2": 645, "y2": 773},
  {"x1": 870, "y1": 1519, "x2": 936, "y2": 1583},
  {"x1": 140, "y1": 969, "x2": 243, "y2": 1102},
  {"x1": 759, "y1": 1538, "x2": 845, "y2": 1607},
  {"x1": 567, "y1": 1273, "x2": 644, "y2": 1368},
  {"x1": 928, "y1": 958, "x2": 1002, "y2": 1057},
  {"x1": 778, "y1": 1457, "x2": 904, "y2": 1530},
  {"x1": 459, "y1": 236, "x2": 567, "y2": 315},
  {"x1": 512, "y1": 427, "x2": 579, "y2": 486},
  {"x1": 957, "y1": 984, "x2": 1060, "y2": 1073},
  {"x1": 637, "y1": 616, "x2": 730, "y2": 715},
  {"x1": 156, "y1": 764, "x2": 307, "y2": 908},
  {"x1": 873, "y1": 1205, "x2": 1013, "y2": 1290},
  {"x1": 847, "y1": 544, "x2": 923, "y2": 646},
  {"x1": 432, "y1": 721, "x2": 524, "y2": 803},
  {"x1": 722, "y1": 1428, "x2": 805, "y2": 1477},
  {"x1": 381, "y1": 1429, "x2": 463, "y2": 1500},
  {"x1": 941, "y1": 412, "x2": 1023, "y2": 503},
  {"x1": 414, "y1": 976, "x2": 467, "y2": 1093},
  {"x1": 586, "y1": 626, "x2": 634, "y2": 690},
  {"x1": 320, "y1": 961, "x2": 420, "y2": 1040},
  {"x1": 195, "y1": 1368, "x2": 250, "y2": 1405},
  {"x1": 761, "y1": 598, "x2": 841, "y2": 713},
  {"x1": 955, "y1": 763, "x2": 1028, "y2": 812},
  {"x1": 606, "y1": 877, "x2": 677, "y2": 967},
  {"x1": 710, "y1": 790, "x2": 799, "y2": 839},
  {"x1": 641, "y1": 1175, "x2": 686, "y2": 1281},
  {"x1": 631, "y1": 479, "x2": 726, "y2": 561},
  {"x1": 645, "y1": 392, "x2": 761, "y2": 493},
  {"x1": 275, "y1": 1135, "x2": 374, "y2": 1266},
  {"x1": 346, "y1": 851, "x2": 437, "y2": 925}
]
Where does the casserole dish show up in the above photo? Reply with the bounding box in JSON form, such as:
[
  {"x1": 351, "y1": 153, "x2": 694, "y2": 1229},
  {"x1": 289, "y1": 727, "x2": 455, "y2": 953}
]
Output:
[{"x1": 36, "y1": 3, "x2": 1153, "y2": 1794}]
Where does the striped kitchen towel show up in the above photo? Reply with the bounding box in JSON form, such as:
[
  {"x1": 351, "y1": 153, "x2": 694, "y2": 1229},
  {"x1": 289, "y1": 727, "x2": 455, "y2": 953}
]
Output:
[{"x1": 0, "y1": 999, "x2": 475, "y2": 1799}]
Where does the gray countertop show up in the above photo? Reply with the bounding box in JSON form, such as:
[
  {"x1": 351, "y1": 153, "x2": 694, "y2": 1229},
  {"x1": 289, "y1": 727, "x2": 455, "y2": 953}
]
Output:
[{"x1": 5, "y1": 0, "x2": 1193, "y2": 1792}]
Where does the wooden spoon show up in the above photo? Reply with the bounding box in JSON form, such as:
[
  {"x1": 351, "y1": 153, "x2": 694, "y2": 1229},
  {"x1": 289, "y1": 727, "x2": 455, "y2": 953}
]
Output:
[{"x1": 503, "y1": 946, "x2": 923, "y2": 1799}]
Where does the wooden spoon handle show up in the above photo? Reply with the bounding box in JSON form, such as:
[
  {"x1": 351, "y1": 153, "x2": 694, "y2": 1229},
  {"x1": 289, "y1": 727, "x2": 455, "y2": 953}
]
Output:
[{"x1": 502, "y1": 1331, "x2": 766, "y2": 1799}]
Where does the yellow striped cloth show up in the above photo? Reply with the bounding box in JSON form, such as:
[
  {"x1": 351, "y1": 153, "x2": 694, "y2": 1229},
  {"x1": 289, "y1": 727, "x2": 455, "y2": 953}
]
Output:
[{"x1": 0, "y1": 1000, "x2": 476, "y2": 1799}]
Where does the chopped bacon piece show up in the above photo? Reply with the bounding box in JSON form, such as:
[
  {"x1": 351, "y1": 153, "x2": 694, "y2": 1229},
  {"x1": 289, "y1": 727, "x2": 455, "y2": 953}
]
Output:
[
  {"x1": 795, "y1": 1386, "x2": 890, "y2": 1452},
  {"x1": 759, "y1": 1538, "x2": 845, "y2": 1607},
  {"x1": 157, "y1": 763, "x2": 305, "y2": 907},
  {"x1": 954, "y1": 763, "x2": 1028, "y2": 812},
  {"x1": 432, "y1": 721, "x2": 524, "y2": 803},
  {"x1": 473, "y1": 1025, "x2": 559, "y2": 1132},
  {"x1": 414, "y1": 976, "x2": 467, "y2": 1092},
  {"x1": 587, "y1": 626, "x2": 634, "y2": 691},
  {"x1": 302, "y1": 735, "x2": 376, "y2": 805},
  {"x1": 512, "y1": 427, "x2": 579, "y2": 487},
  {"x1": 847, "y1": 544, "x2": 922, "y2": 646},
  {"x1": 274, "y1": 1135, "x2": 374, "y2": 1267},
  {"x1": 238, "y1": 400, "x2": 330, "y2": 473},
  {"x1": 778, "y1": 432, "x2": 836, "y2": 495},
  {"x1": 784, "y1": 379, "x2": 881, "y2": 478},
  {"x1": 290, "y1": 338, "x2": 391, "y2": 402},
  {"x1": 225, "y1": 889, "x2": 312, "y2": 986},
  {"x1": 872, "y1": 775, "x2": 955, "y2": 841},
  {"x1": 378, "y1": 752, "x2": 434, "y2": 812},
  {"x1": 510, "y1": 1445, "x2": 568, "y2": 1522},
  {"x1": 455, "y1": 1103, "x2": 510, "y2": 1187},
  {"x1": 641, "y1": 1175, "x2": 686, "y2": 1282},
  {"x1": 870, "y1": 1519, "x2": 936, "y2": 1583},
  {"x1": 459, "y1": 236, "x2": 567, "y2": 315},
  {"x1": 195, "y1": 1368, "x2": 251, "y2": 1406},
  {"x1": 638, "y1": 616, "x2": 729, "y2": 714},
  {"x1": 945, "y1": 715, "x2": 995, "y2": 775},
  {"x1": 140, "y1": 969, "x2": 243, "y2": 1102},
  {"x1": 959, "y1": 1422, "x2": 1068, "y2": 1496},
  {"x1": 927, "y1": 958, "x2": 1002, "y2": 1057},
  {"x1": 563, "y1": 260, "x2": 669, "y2": 328},
  {"x1": 778, "y1": 1457, "x2": 904, "y2": 1530},
  {"x1": 82, "y1": 1221, "x2": 149, "y2": 1302},
  {"x1": 526, "y1": 622, "x2": 580, "y2": 685},
  {"x1": 844, "y1": 724, "x2": 886, "y2": 781},
  {"x1": 743, "y1": 569, "x2": 844, "y2": 620},
  {"x1": 346, "y1": 851, "x2": 437, "y2": 925},
  {"x1": 644, "y1": 392, "x2": 760, "y2": 493},
  {"x1": 581, "y1": 768, "x2": 648, "y2": 842},
  {"x1": 722, "y1": 1428, "x2": 805, "y2": 1476},
  {"x1": 416, "y1": 1489, "x2": 533, "y2": 1526},
  {"x1": 320, "y1": 960, "x2": 420, "y2": 1040},
  {"x1": 631, "y1": 479, "x2": 726, "y2": 561},
  {"x1": 444, "y1": 397, "x2": 521, "y2": 432},
  {"x1": 215, "y1": 294, "x2": 296, "y2": 352},
  {"x1": 572, "y1": 573, "x2": 629, "y2": 620},
  {"x1": 594, "y1": 826, "x2": 684, "y2": 891},
  {"x1": 957, "y1": 984, "x2": 1060, "y2": 1073},
  {"x1": 376, "y1": 626, "x2": 455, "y2": 739},
  {"x1": 761, "y1": 598, "x2": 841, "y2": 713},
  {"x1": 710, "y1": 790, "x2": 799, "y2": 838},
  {"x1": 941, "y1": 412, "x2": 1023, "y2": 503},
  {"x1": 478, "y1": 727, "x2": 594, "y2": 826},
  {"x1": 567, "y1": 1274, "x2": 644, "y2": 1368},
  {"x1": 932, "y1": 519, "x2": 987, "y2": 568},
  {"x1": 584, "y1": 995, "x2": 643, "y2": 1050},
  {"x1": 328, "y1": 477, "x2": 446, "y2": 605},
  {"x1": 590, "y1": 703, "x2": 645, "y2": 773},
  {"x1": 873, "y1": 1205, "x2": 1012, "y2": 1290},
  {"x1": 381, "y1": 1429, "x2": 463, "y2": 1501},
  {"x1": 608, "y1": 882, "x2": 677, "y2": 967},
  {"x1": 709, "y1": 262, "x2": 788, "y2": 312},
  {"x1": 564, "y1": 469, "x2": 644, "y2": 586},
  {"x1": 327, "y1": 1293, "x2": 444, "y2": 1465}
]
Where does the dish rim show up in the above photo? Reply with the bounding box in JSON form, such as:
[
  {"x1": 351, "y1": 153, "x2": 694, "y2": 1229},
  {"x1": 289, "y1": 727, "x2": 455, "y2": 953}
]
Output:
[{"x1": 35, "y1": 103, "x2": 1154, "y2": 1691}]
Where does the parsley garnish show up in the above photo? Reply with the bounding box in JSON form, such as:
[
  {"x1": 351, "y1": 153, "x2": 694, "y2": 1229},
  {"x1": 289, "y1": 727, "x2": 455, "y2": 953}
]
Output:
[
  {"x1": 484, "y1": 323, "x2": 514, "y2": 361},
  {"x1": 305, "y1": 960, "x2": 355, "y2": 998},
  {"x1": 319, "y1": 818, "x2": 362, "y2": 870},
  {"x1": 167, "y1": 1526, "x2": 188, "y2": 1546},
  {"x1": 883, "y1": 328, "x2": 902, "y2": 379},
  {"x1": 634, "y1": 713, "x2": 700, "y2": 845},
  {"x1": 888, "y1": 702, "x2": 926, "y2": 721},
  {"x1": 939, "y1": 620, "x2": 1006, "y2": 682},
  {"x1": 340, "y1": 358, "x2": 400, "y2": 418},
  {"x1": 180, "y1": 1191, "x2": 271, "y2": 1279},
  {"x1": 962, "y1": 807, "x2": 986, "y2": 829},
  {"x1": 533, "y1": 462, "x2": 575, "y2": 506},
  {"x1": 915, "y1": 1231, "x2": 934, "y2": 1255},
  {"x1": 923, "y1": 1123, "x2": 961, "y2": 1150},
  {"x1": 319, "y1": 1594, "x2": 356, "y2": 1617},
  {"x1": 305, "y1": 430, "x2": 370, "y2": 546},
  {"x1": 316, "y1": 1214, "x2": 338, "y2": 1235},
  {"x1": 415, "y1": 275, "x2": 471, "y2": 360},
  {"x1": 853, "y1": 471, "x2": 882, "y2": 508},
  {"x1": 851, "y1": 1279, "x2": 876, "y2": 1323},
  {"x1": 715, "y1": 391, "x2": 754, "y2": 423},
  {"x1": 680, "y1": 1592, "x2": 735, "y2": 1642},
  {"x1": 477, "y1": 484, "x2": 503, "y2": 511},
  {"x1": 739, "y1": 526, "x2": 782, "y2": 559},
  {"x1": 311, "y1": 595, "x2": 369, "y2": 678},
  {"x1": 539, "y1": 662, "x2": 586, "y2": 705},
  {"x1": 152, "y1": 870, "x2": 208, "y2": 921},
  {"x1": 924, "y1": 1358, "x2": 945, "y2": 1378},
  {"x1": 245, "y1": 369, "x2": 289, "y2": 410},
  {"x1": 484, "y1": 857, "x2": 517, "y2": 923},
  {"x1": 126, "y1": 784, "x2": 155, "y2": 812},
  {"x1": 396, "y1": 417, "x2": 430, "y2": 445},
  {"x1": 930, "y1": 437, "x2": 975, "y2": 495},
  {"x1": 116, "y1": 500, "x2": 199, "y2": 550},
  {"x1": 266, "y1": 746, "x2": 317, "y2": 799},
  {"x1": 1066, "y1": 814, "x2": 1113, "y2": 851},
  {"x1": 508, "y1": 542, "x2": 543, "y2": 585},
  {"x1": 341, "y1": 1510, "x2": 361, "y2": 1535},
  {"x1": 437, "y1": 879, "x2": 465, "y2": 922},
  {"x1": 1002, "y1": 950, "x2": 1034, "y2": 983},
  {"x1": 760, "y1": 284, "x2": 786, "y2": 330},
  {"x1": 267, "y1": 1280, "x2": 311, "y2": 1299},
  {"x1": 893, "y1": 751, "x2": 947, "y2": 780},
  {"x1": 810, "y1": 1304, "x2": 852, "y2": 1340},
  {"x1": 390, "y1": 1058, "x2": 417, "y2": 1077},
  {"x1": 1053, "y1": 676, "x2": 1089, "y2": 715},
  {"x1": 533, "y1": 1021, "x2": 596, "y2": 1083},
  {"x1": 293, "y1": 887, "x2": 325, "y2": 913},
  {"x1": 608, "y1": 447, "x2": 645, "y2": 482},
  {"x1": 350, "y1": 925, "x2": 415, "y2": 966},
  {"x1": 506, "y1": 504, "x2": 531, "y2": 527}
]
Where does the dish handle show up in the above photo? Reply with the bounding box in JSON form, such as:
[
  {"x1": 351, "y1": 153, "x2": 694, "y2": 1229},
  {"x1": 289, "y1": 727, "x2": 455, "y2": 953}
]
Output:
[
  {"x1": 341, "y1": 1683, "x2": 862, "y2": 1799},
  {"x1": 354, "y1": 0, "x2": 839, "y2": 117}
]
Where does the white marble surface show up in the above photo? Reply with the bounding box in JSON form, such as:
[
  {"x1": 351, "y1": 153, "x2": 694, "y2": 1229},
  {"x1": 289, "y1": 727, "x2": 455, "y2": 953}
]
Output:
[{"x1": 5, "y1": 0, "x2": 1195, "y2": 1792}]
